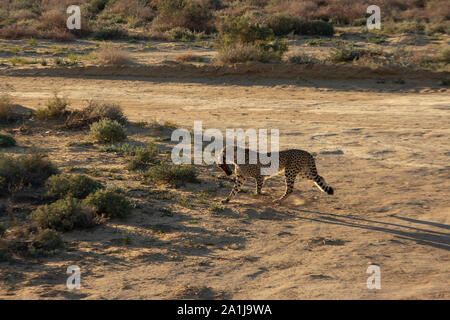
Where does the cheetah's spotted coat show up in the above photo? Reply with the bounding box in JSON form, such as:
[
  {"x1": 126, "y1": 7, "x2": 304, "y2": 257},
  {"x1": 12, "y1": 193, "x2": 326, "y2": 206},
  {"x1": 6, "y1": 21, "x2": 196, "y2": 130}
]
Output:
[{"x1": 217, "y1": 147, "x2": 334, "y2": 203}]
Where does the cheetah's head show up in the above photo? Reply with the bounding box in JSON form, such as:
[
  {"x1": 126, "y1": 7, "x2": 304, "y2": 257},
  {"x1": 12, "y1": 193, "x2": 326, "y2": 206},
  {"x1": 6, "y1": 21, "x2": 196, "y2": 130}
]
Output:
[
  {"x1": 217, "y1": 162, "x2": 233, "y2": 176},
  {"x1": 217, "y1": 147, "x2": 233, "y2": 176}
]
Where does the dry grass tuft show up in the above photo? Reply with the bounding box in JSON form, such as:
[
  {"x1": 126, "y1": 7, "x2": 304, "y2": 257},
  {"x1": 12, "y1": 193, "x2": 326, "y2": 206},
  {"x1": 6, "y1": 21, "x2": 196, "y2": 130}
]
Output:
[
  {"x1": 96, "y1": 43, "x2": 133, "y2": 66},
  {"x1": 174, "y1": 53, "x2": 206, "y2": 62},
  {"x1": 216, "y1": 42, "x2": 264, "y2": 64}
]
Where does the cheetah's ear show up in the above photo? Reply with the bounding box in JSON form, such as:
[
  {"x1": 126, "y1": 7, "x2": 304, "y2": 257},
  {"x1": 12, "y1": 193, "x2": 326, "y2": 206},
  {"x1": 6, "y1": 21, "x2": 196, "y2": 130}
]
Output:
[{"x1": 218, "y1": 163, "x2": 233, "y2": 176}]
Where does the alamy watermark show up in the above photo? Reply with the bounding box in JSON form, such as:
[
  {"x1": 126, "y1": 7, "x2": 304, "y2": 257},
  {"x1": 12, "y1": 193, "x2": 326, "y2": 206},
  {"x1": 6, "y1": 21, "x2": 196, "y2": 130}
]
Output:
[
  {"x1": 66, "y1": 265, "x2": 81, "y2": 290},
  {"x1": 367, "y1": 5, "x2": 381, "y2": 30},
  {"x1": 170, "y1": 121, "x2": 279, "y2": 175},
  {"x1": 66, "y1": 5, "x2": 81, "y2": 30},
  {"x1": 366, "y1": 265, "x2": 381, "y2": 289}
]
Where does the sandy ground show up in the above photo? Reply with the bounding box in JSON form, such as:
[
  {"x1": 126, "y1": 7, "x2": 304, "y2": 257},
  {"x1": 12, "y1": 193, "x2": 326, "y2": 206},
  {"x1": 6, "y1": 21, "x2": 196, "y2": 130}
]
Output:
[{"x1": 0, "y1": 71, "x2": 449, "y2": 299}]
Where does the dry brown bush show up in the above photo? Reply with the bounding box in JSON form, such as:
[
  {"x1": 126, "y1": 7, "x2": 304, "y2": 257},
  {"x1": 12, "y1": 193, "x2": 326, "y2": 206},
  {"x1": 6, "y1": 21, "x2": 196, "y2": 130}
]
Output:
[
  {"x1": 110, "y1": 0, "x2": 156, "y2": 24},
  {"x1": 267, "y1": 0, "x2": 450, "y2": 25},
  {"x1": 41, "y1": 0, "x2": 90, "y2": 11},
  {"x1": 216, "y1": 42, "x2": 264, "y2": 64},
  {"x1": 0, "y1": 24, "x2": 35, "y2": 39},
  {"x1": 65, "y1": 101, "x2": 127, "y2": 129},
  {"x1": 40, "y1": 9, "x2": 67, "y2": 30},
  {"x1": 145, "y1": 29, "x2": 172, "y2": 41},
  {"x1": 96, "y1": 44, "x2": 132, "y2": 66}
]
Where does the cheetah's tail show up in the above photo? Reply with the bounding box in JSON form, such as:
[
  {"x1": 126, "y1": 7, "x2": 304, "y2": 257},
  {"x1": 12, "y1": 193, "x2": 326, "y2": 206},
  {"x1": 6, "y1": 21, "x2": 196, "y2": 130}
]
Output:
[{"x1": 313, "y1": 175, "x2": 334, "y2": 195}]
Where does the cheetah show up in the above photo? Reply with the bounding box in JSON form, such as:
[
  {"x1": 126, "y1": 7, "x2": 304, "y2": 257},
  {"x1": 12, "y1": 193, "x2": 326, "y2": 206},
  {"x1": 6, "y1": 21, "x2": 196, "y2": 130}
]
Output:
[{"x1": 217, "y1": 146, "x2": 334, "y2": 203}]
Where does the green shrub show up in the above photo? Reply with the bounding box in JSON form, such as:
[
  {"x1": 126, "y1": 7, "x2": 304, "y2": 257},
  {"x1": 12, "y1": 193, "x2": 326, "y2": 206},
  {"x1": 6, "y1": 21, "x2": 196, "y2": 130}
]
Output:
[
  {"x1": 152, "y1": 0, "x2": 213, "y2": 32},
  {"x1": 84, "y1": 190, "x2": 132, "y2": 218},
  {"x1": 425, "y1": 22, "x2": 450, "y2": 35},
  {"x1": 352, "y1": 18, "x2": 367, "y2": 26},
  {"x1": 136, "y1": 143, "x2": 158, "y2": 163},
  {"x1": 90, "y1": 119, "x2": 127, "y2": 143},
  {"x1": 266, "y1": 14, "x2": 297, "y2": 36},
  {"x1": 45, "y1": 174, "x2": 104, "y2": 199},
  {"x1": 33, "y1": 229, "x2": 64, "y2": 251},
  {"x1": 395, "y1": 21, "x2": 424, "y2": 34},
  {"x1": 126, "y1": 142, "x2": 159, "y2": 171},
  {"x1": 0, "y1": 133, "x2": 16, "y2": 147},
  {"x1": 83, "y1": 0, "x2": 109, "y2": 18},
  {"x1": 144, "y1": 163, "x2": 198, "y2": 186},
  {"x1": 0, "y1": 152, "x2": 58, "y2": 195},
  {"x1": 293, "y1": 20, "x2": 334, "y2": 36},
  {"x1": 24, "y1": 228, "x2": 65, "y2": 257},
  {"x1": 329, "y1": 44, "x2": 368, "y2": 63},
  {"x1": 30, "y1": 197, "x2": 97, "y2": 232},
  {"x1": 91, "y1": 25, "x2": 129, "y2": 40},
  {"x1": 219, "y1": 16, "x2": 274, "y2": 47},
  {"x1": 36, "y1": 92, "x2": 69, "y2": 120},
  {"x1": 210, "y1": 203, "x2": 225, "y2": 213},
  {"x1": 217, "y1": 17, "x2": 288, "y2": 63},
  {"x1": 266, "y1": 15, "x2": 333, "y2": 36},
  {"x1": 441, "y1": 48, "x2": 450, "y2": 64},
  {"x1": 166, "y1": 27, "x2": 195, "y2": 41}
]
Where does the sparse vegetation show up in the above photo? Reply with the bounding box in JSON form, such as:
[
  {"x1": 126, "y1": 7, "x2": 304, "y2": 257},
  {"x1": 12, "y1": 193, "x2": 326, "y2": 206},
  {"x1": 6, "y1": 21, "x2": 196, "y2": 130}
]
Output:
[
  {"x1": 122, "y1": 232, "x2": 132, "y2": 245},
  {"x1": 285, "y1": 50, "x2": 320, "y2": 64},
  {"x1": 36, "y1": 91, "x2": 69, "y2": 120},
  {"x1": 210, "y1": 203, "x2": 225, "y2": 213},
  {"x1": 89, "y1": 119, "x2": 127, "y2": 143},
  {"x1": 0, "y1": 0, "x2": 447, "y2": 44}
]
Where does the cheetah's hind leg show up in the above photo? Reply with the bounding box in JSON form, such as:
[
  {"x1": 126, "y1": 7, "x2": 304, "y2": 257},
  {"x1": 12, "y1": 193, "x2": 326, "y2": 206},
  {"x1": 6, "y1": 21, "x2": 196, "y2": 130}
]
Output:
[{"x1": 273, "y1": 172, "x2": 296, "y2": 203}]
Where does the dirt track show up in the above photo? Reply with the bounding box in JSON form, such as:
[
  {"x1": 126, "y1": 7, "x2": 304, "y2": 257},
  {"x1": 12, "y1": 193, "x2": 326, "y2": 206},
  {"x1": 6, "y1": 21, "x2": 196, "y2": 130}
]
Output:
[{"x1": 1, "y1": 71, "x2": 449, "y2": 299}]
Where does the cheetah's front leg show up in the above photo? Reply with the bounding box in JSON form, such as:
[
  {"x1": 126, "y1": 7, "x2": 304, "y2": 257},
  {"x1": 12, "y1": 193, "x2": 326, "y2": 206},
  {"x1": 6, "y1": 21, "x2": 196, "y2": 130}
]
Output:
[{"x1": 222, "y1": 174, "x2": 246, "y2": 204}]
